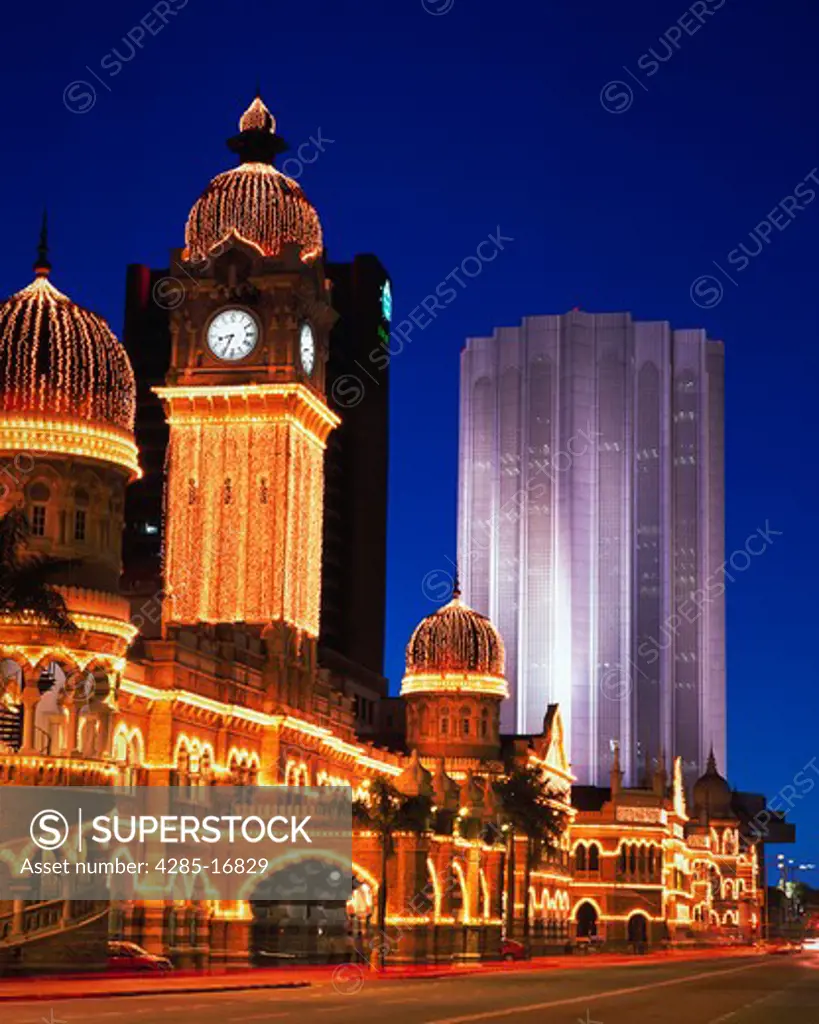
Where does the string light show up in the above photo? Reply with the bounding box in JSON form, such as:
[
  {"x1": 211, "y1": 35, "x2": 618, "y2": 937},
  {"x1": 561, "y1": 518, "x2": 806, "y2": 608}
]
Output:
[
  {"x1": 404, "y1": 592, "x2": 505, "y2": 680},
  {"x1": 239, "y1": 96, "x2": 276, "y2": 134},
  {"x1": 185, "y1": 165, "x2": 323, "y2": 264},
  {"x1": 0, "y1": 275, "x2": 136, "y2": 435},
  {"x1": 156, "y1": 383, "x2": 338, "y2": 632}
]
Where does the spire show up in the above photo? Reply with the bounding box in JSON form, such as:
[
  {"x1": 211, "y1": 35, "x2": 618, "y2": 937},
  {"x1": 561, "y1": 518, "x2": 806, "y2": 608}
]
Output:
[
  {"x1": 229, "y1": 93, "x2": 287, "y2": 165},
  {"x1": 707, "y1": 746, "x2": 718, "y2": 774},
  {"x1": 452, "y1": 565, "x2": 461, "y2": 601},
  {"x1": 653, "y1": 746, "x2": 668, "y2": 797},
  {"x1": 34, "y1": 210, "x2": 51, "y2": 277},
  {"x1": 610, "y1": 742, "x2": 622, "y2": 797}
]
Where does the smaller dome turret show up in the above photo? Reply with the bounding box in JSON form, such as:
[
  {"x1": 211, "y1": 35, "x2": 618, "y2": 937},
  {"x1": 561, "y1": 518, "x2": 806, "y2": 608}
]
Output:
[
  {"x1": 692, "y1": 749, "x2": 735, "y2": 820},
  {"x1": 403, "y1": 584, "x2": 506, "y2": 691},
  {"x1": 401, "y1": 583, "x2": 508, "y2": 759},
  {"x1": 0, "y1": 225, "x2": 139, "y2": 479},
  {"x1": 184, "y1": 95, "x2": 323, "y2": 265}
]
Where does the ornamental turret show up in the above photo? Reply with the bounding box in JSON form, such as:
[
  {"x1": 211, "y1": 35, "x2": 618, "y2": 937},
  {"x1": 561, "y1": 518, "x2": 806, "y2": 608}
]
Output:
[{"x1": 401, "y1": 582, "x2": 508, "y2": 759}]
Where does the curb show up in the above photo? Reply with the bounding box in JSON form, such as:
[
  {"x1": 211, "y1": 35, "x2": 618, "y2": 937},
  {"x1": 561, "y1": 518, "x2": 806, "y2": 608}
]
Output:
[{"x1": 0, "y1": 981, "x2": 310, "y2": 1003}]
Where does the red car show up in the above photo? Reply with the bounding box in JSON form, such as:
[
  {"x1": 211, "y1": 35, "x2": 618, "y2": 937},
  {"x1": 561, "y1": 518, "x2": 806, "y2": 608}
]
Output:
[
  {"x1": 500, "y1": 938, "x2": 527, "y2": 961},
  {"x1": 108, "y1": 940, "x2": 173, "y2": 971}
]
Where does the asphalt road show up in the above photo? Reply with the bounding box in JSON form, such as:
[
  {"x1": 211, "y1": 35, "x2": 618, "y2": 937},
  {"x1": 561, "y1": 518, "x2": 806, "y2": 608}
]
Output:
[{"x1": 1, "y1": 954, "x2": 817, "y2": 1024}]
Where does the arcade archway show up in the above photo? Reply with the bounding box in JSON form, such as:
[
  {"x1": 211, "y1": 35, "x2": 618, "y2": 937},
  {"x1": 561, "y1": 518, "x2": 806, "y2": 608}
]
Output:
[{"x1": 575, "y1": 901, "x2": 598, "y2": 938}]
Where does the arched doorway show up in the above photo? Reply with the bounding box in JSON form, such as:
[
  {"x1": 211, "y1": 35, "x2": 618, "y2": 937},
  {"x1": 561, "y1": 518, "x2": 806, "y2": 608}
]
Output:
[
  {"x1": 248, "y1": 858, "x2": 356, "y2": 965},
  {"x1": 576, "y1": 902, "x2": 598, "y2": 938},
  {"x1": 628, "y1": 913, "x2": 649, "y2": 946}
]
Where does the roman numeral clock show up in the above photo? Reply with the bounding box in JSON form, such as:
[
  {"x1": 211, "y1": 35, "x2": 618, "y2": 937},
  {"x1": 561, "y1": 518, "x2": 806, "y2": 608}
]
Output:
[{"x1": 155, "y1": 96, "x2": 339, "y2": 640}]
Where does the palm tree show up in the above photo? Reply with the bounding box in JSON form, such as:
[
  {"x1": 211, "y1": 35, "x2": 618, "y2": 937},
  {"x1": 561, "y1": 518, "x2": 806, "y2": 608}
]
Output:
[
  {"x1": 0, "y1": 508, "x2": 77, "y2": 631},
  {"x1": 353, "y1": 776, "x2": 431, "y2": 968},
  {"x1": 494, "y1": 762, "x2": 568, "y2": 944}
]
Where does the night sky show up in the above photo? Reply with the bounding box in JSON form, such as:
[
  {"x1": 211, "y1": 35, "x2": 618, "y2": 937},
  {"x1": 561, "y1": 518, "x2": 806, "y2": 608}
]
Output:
[{"x1": 1, "y1": 0, "x2": 816, "y2": 874}]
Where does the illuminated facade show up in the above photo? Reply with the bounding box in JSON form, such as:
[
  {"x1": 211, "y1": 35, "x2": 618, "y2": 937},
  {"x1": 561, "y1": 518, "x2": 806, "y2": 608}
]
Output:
[
  {"x1": 458, "y1": 311, "x2": 726, "y2": 788},
  {"x1": 1, "y1": 99, "x2": 760, "y2": 972},
  {"x1": 570, "y1": 749, "x2": 758, "y2": 945}
]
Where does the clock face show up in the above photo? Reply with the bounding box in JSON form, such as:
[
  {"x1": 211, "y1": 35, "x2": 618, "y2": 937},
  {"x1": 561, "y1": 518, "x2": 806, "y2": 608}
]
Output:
[
  {"x1": 206, "y1": 308, "x2": 259, "y2": 362},
  {"x1": 381, "y1": 279, "x2": 392, "y2": 323},
  {"x1": 300, "y1": 323, "x2": 316, "y2": 375}
]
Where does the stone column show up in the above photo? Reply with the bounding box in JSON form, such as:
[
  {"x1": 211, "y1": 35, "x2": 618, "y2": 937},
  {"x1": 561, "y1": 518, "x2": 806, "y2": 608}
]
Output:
[{"x1": 19, "y1": 670, "x2": 40, "y2": 754}]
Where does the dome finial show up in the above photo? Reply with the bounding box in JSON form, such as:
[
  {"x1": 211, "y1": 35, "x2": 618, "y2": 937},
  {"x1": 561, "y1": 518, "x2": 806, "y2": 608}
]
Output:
[
  {"x1": 452, "y1": 565, "x2": 461, "y2": 601},
  {"x1": 707, "y1": 745, "x2": 718, "y2": 773},
  {"x1": 34, "y1": 209, "x2": 51, "y2": 277},
  {"x1": 231, "y1": 93, "x2": 287, "y2": 164}
]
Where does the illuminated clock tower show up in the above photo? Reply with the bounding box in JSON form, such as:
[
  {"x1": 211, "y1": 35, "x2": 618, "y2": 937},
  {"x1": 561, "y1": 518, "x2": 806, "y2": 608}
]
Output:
[{"x1": 156, "y1": 96, "x2": 339, "y2": 642}]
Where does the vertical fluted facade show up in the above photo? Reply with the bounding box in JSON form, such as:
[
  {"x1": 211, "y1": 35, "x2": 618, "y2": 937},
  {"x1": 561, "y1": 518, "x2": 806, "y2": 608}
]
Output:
[{"x1": 458, "y1": 312, "x2": 725, "y2": 788}]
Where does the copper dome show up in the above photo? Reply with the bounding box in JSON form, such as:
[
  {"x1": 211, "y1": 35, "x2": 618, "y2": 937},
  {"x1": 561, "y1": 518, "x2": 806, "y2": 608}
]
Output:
[
  {"x1": 405, "y1": 590, "x2": 505, "y2": 679},
  {"x1": 0, "y1": 270, "x2": 136, "y2": 434},
  {"x1": 692, "y1": 750, "x2": 734, "y2": 820},
  {"x1": 184, "y1": 97, "x2": 323, "y2": 265}
]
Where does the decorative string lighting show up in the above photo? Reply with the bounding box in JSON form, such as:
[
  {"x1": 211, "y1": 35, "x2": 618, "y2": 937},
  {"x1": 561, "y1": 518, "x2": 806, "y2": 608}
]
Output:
[
  {"x1": 0, "y1": 234, "x2": 136, "y2": 435},
  {"x1": 184, "y1": 96, "x2": 323, "y2": 265},
  {"x1": 239, "y1": 95, "x2": 276, "y2": 134},
  {"x1": 403, "y1": 589, "x2": 506, "y2": 689},
  {"x1": 156, "y1": 382, "x2": 338, "y2": 633}
]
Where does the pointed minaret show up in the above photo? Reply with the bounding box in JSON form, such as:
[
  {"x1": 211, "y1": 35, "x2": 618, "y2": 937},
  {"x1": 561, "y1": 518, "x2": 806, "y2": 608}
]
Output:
[
  {"x1": 34, "y1": 210, "x2": 51, "y2": 277},
  {"x1": 610, "y1": 742, "x2": 623, "y2": 798},
  {"x1": 653, "y1": 746, "x2": 668, "y2": 797}
]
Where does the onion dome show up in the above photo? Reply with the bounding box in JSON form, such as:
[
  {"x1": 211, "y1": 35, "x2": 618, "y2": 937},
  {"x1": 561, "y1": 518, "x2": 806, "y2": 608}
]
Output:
[
  {"x1": 692, "y1": 749, "x2": 735, "y2": 820},
  {"x1": 0, "y1": 222, "x2": 139, "y2": 478},
  {"x1": 402, "y1": 582, "x2": 507, "y2": 697},
  {"x1": 185, "y1": 94, "x2": 323, "y2": 265}
]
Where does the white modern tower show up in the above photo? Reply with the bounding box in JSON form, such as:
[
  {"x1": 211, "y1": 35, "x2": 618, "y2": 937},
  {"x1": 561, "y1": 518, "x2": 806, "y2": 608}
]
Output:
[{"x1": 458, "y1": 311, "x2": 725, "y2": 788}]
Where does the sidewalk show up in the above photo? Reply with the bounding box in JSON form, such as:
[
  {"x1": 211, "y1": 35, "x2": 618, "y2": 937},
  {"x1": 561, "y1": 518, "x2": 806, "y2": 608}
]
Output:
[{"x1": 0, "y1": 946, "x2": 764, "y2": 1003}]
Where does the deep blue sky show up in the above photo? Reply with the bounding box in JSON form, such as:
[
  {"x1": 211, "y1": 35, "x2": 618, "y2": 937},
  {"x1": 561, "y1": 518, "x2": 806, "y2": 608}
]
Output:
[{"x1": 1, "y1": 0, "x2": 816, "y2": 874}]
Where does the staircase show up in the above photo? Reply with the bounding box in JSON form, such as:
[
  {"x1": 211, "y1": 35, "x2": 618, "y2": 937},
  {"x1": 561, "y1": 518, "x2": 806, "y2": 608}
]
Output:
[
  {"x1": 0, "y1": 703, "x2": 22, "y2": 751},
  {"x1": 0, "y1": 900, "x2": 110, "y2": 975}
]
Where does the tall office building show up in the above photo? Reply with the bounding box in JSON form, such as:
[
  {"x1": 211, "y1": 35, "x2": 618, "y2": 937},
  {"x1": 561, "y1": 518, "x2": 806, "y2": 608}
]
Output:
[
  {"x1": 458, "y1": 311, "x2": 725, "y2": 788},
  {"x1": 321, "y1": 255, "x2": 391, "y2": 733}
]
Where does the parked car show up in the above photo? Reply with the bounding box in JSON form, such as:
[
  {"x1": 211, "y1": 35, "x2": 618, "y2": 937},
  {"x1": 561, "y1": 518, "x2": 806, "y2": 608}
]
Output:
[
  {"x1": 500, "y1": 938, "x2": 527, "y2": 961},
  {"x1": 108, "y1": 940, "x2": 173, "y2": 971},
  {"x1": 765, "y1": 939, "x2": 797, "y2": 955},
  {"x1": 803, "y1": 936, "x2": 819, "y2": 952}
]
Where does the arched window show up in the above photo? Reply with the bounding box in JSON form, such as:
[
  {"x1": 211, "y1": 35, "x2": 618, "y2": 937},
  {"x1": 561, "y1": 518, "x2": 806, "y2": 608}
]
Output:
[
  {"x1": 629, "y1": 846, "x2": 637, "y2": 875},
  {"x1": 638, "y1": 846, "x2": 647, "y2": 875},
  {"x1": 619, "y1": 846, "x2": 627, "y2": 873},
  {"x1": 648, "y1": 846, "x2": 655, "y2": 877},
  {"x1": 575, "y1": 845, "x2": 587, "y2": 872},
  {"x1": 460, "y1": 706, "x2": 472, "y2": 737},
  {"x1": 440, "y1": 709, "x2": 450, "y2": 735},
  {"x1": 480, "y1": 708, "x2": 490, "y2": 738},
  {"x1": 588, "y1": 844, "x2": 600, "y2": 871},
  {"x1": 28, "y1": 482, "x2": 50, "y2": 536},
  {"x1": 419, "y1": 703, "x2": 430, "y2": 736}
]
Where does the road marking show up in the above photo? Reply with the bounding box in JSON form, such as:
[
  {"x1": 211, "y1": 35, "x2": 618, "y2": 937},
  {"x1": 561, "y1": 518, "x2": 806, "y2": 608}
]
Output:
[
  {"x1": 706, "y1": 981, "x2": 795, "y2": 1024},
  {"x1": 229, "y1": 1015, "x2": 290, "y2": 1021},
  {"x1": 425, "y1": 958, "x2": 774, "y2": 1024}
]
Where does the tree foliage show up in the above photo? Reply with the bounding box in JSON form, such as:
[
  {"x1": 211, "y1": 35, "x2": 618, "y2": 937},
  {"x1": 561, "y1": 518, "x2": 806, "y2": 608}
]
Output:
[{"x1": 0, "y1": 508, "x2": 77, "y2": 632}]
